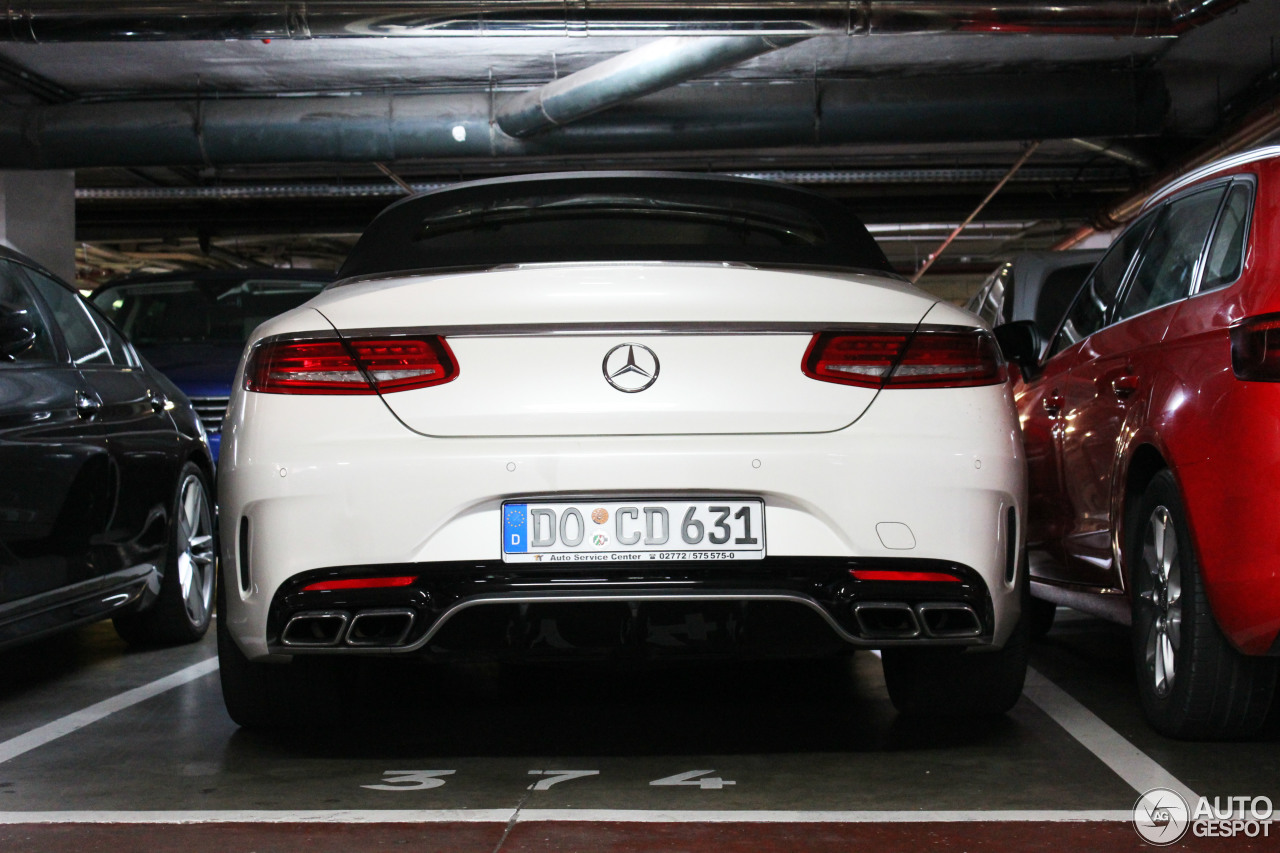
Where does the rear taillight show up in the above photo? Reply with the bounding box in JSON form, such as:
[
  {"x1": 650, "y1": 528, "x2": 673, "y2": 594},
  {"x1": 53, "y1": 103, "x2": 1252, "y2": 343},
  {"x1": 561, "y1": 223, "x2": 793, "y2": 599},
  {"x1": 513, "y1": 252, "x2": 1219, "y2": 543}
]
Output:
[
  {"x1": 803, "y1": 329, "x2": 1006, "y2": 389},
  {"x1": 891, "y1": 330, "x2": 1008, "y2": 388},
  {"x1": 802, "y1": 332, "x2": 909, "y2": 388},
  {"x1": 246, "y1": 336, "x2": 458, "y2": 395},
  {"x1": 1231, "y1": 314, "x2": 1280, "y2": 381}
]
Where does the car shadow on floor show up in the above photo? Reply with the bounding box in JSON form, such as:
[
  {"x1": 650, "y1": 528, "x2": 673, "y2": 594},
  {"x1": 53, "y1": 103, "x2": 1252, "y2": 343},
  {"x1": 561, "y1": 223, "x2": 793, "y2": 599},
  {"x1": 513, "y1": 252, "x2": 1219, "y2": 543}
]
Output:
[
  {"x1": 0, "y1": 623, "x2": 133, "y2": 700},
  {"x1": 223, "y1": 652, "x2": 1024, "y2": 760}
]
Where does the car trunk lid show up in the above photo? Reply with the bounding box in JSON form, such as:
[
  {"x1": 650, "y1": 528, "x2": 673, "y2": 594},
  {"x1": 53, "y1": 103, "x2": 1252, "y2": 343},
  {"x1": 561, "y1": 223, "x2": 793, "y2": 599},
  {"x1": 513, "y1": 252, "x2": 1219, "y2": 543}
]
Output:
[{"x1": 312, "y1": 263, "x2": 937, "y2": 437}]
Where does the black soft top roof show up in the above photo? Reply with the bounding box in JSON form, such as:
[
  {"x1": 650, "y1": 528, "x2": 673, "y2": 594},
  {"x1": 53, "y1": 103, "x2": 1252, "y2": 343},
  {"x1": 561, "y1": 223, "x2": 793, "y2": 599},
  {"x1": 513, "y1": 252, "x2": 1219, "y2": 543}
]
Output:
[{"x1": 339, "y1": 171, "x2": 894, "y2": 279}]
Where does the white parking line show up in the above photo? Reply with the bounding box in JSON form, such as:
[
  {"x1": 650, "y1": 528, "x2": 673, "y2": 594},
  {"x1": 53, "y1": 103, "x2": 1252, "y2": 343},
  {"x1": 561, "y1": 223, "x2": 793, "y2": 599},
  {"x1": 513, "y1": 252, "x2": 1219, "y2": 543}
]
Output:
[
  {"x1": 871, "y1": 652, "x2": 1195, "y2": 803},
  {"x1": 0, "y1": 657, "x2": 218, "y2": 766},
  {"x1": 0, "y1": 809, "x2": 1133, "y2": 824},
  {"x1": 1023, "y1": 666, "x2": 1199, "y2": 803}
]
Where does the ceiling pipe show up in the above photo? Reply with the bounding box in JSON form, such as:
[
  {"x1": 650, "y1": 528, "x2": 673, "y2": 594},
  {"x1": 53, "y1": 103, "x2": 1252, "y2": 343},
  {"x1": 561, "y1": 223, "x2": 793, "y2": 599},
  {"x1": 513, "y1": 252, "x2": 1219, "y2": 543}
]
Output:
[
  {"x1": 72, "y1": 169, "x2": 1129, "y2": 202},
  {"x1": 1070, "y1": 138, "x2": 1156, "y2": 171},
  {"x1": 497, "y1": 35, "x2": 805, "y2": 139},
  {"x1": 0, "y1": 53, "x2": 73, "y2": 102},
  {"x1": 1, "y1": 1, "x2": 1245, "y2": 42},
  {"x1": 0, "y1": 71, "x2": 1167, "y2": 169},
  {"x1": 1055, "y1": 93, "x2": 1280, "y2": 249}
]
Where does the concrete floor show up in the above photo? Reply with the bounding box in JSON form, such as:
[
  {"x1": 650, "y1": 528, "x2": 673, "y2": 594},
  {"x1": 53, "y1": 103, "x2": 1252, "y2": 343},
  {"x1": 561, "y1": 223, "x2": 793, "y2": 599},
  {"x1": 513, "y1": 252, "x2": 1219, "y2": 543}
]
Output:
[{"x1": 0, "y1": 610, "x2": 1277, "y2": 851}]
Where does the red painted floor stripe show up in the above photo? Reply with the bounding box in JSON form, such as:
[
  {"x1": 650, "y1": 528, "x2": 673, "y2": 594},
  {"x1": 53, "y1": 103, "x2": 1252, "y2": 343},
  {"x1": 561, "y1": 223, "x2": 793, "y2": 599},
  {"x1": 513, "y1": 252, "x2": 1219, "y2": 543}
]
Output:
[
  {"x1": 0, "y1": 822, "x2": 1274, "y2": 853},
  {"x1": 0, "y1": 822, "x2": 504, "y2": 853}
]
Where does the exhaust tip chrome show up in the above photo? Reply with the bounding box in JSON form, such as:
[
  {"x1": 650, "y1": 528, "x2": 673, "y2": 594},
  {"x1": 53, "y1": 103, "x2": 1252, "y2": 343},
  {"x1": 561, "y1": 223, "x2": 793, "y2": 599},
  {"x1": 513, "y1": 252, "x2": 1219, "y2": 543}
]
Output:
[
  {"x1": 281, "y1": 611, "x2": 350, "y2": 647},
  {"x1": 852, "y1": 602, "x2": 922, "y2": 639},
  {"x1": 346, "y1": 608, "x2": 416, "y2": 647},
  {"x1": 915, "y1": 602, "x2": 983, "y2": 638}
]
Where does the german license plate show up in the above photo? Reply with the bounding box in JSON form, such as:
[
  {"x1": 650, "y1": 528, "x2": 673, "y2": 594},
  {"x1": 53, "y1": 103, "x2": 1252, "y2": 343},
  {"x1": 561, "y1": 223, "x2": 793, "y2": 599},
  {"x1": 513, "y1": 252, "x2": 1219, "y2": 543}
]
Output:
[{"x1": 502, "y1": 499, "x2": 765, "y2": 563}]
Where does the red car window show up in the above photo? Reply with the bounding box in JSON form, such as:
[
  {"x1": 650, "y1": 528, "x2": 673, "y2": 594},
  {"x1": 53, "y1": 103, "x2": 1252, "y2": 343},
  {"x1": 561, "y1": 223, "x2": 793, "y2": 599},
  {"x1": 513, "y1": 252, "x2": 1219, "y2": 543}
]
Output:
[
  {"x1": 1202, "y1": 182, "x2": 1253, "y2": 291},
  {"x1": 1049, "y1": 211, "x2": 1156, "y2": 356},
  {"x1": 1115, "y1": 186, "x2": 1226, "y2": 322}
]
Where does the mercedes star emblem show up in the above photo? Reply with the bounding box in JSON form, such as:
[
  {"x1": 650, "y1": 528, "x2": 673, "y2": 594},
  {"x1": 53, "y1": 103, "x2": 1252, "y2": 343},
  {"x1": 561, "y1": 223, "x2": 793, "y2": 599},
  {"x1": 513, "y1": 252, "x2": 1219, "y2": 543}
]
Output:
[{"x1": 602, "y1": 343, "x2": 660, "y2": 393}]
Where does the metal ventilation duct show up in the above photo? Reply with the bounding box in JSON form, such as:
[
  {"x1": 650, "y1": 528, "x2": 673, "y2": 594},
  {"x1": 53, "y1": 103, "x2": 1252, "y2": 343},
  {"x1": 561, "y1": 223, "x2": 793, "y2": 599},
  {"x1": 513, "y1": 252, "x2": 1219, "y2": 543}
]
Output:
[
  {"x1": 0, "y1": 0, "x2": 1246, "y2": 41},
  {"x1": 0, "y1": 71, "x2": 1167, "y2": 169},
  {"x1": 496, "y1": 35, "x2": 805, "y2": 138},
  {"x1": 0, "y1": 1, "x2": 1232, "y2": 171},
  {"x1": 1055, "y1": 93, "x2": 1280, "y2": 247},
  {"x1": 72, "y1": 167, "x2": 1130, "y2": 201}
]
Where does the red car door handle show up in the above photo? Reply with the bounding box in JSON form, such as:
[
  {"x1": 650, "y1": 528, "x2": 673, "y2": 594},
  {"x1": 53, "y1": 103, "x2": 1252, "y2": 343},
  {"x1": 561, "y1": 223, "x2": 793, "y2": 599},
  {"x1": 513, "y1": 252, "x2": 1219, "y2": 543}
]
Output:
[
  {"x1": 1043, "y1": 392, "x2": 1065, "y2": 416},
  {"x1": 1113, "y1": 375, "x2": 1140, "y2": 398}
]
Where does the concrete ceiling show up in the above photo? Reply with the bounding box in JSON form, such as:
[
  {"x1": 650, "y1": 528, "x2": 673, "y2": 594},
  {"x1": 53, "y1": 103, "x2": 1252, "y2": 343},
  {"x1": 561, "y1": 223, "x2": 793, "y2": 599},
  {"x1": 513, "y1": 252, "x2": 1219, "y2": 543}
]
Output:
[{"x1": 0, "y1": 0, "x2": 1277, "y2": 281}]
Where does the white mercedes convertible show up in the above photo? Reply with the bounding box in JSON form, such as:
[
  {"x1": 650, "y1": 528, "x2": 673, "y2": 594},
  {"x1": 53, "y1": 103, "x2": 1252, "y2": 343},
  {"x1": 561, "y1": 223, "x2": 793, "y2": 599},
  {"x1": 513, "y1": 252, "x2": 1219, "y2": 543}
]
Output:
[{"x1": 216, "y1": 172, "x2": 1027, "y2": 727}]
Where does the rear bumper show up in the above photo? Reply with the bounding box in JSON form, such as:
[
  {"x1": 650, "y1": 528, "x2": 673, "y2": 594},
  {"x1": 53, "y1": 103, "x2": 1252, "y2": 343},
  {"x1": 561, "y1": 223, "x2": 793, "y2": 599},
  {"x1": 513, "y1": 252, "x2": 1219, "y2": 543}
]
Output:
[
  {"x1": 266, "y1": 557, "x2": 996, "y2": 658},
  {"x1": 218, "y1": 383, "x2": 1025, "y2": 660}
]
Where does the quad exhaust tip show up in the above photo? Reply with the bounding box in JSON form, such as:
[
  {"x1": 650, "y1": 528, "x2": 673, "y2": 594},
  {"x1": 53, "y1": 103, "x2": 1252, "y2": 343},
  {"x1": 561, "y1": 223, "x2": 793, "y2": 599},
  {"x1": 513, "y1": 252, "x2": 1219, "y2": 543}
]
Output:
[
  {"x1": 281, "y1": 611, "x2": 350, "y2": 647},
  {"x1": 346, "y1": 609, "x2": 416, "y2": 647},
  {"x1": 280, "y1": 608, "x2": 417, "y2": 648},
  {"x1": 915, "y1": 602, "x2": 983, "y2": 638},
  {"x1": 853, "y1": 602, "x2": 921, "y2": 639},
  {"x1": 852, "y1": 601, "x2": 982, "y2": 639}
]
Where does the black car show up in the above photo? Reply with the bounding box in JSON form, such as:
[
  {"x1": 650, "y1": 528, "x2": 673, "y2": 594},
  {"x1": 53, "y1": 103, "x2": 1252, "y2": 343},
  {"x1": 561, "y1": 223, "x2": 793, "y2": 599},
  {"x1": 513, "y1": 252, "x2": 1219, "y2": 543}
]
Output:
[{"x1": 0, "y1": 247, "x2": 216, "y2": 648}]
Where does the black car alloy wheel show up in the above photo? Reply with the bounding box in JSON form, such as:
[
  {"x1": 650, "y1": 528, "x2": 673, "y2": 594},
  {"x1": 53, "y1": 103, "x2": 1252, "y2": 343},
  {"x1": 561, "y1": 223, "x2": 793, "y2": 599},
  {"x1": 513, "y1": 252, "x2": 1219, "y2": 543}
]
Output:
[
  {"x1": 173, "y1": 468, "x2": 217, "y2": 627},
  {"x1": 114, "y1": 462, "x2": 216, "y2": 645}
]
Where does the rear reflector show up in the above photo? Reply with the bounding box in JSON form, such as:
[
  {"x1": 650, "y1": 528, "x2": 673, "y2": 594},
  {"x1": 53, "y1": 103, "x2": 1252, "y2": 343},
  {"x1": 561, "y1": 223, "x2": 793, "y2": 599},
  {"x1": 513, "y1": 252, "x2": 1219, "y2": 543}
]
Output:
[
  {"x1": 804, "y1": 329, "x2": 1006, "y2": 389},
  {"x1": 246, "y1": 336, "x2": 458, "y2": 395},
  {"x1": 1231, "y1": 314, "x2": 1280, "y2": 381},
  {"x1": 301, "y1": 576, "x2": 418, "y2": 592},
  {"x1": 850, "y1": 569, "x2": 962, "y2": 583}
]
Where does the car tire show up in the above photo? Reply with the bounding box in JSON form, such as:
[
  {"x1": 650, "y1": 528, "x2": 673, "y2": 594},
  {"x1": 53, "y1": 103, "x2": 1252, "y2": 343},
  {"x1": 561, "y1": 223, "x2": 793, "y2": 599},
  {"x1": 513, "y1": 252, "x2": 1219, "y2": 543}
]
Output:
[
  {"x1": 217, "y1": 580, "x2": 293, "y2": 729},
  {"x1": 113, "y1": 462, "x2": 216, "y2": 646},
  {"x1": 216, "y1": 612, "x2": 276, "y2": 729},
  {"x1": 1027, "y1": 596, "x2": 1057, "y2": 640},
  {"x1": 217, "y1": 581, "x2": 350, "y2": 729},
  {"x1": 881, "y1": 610, "x2": 1029, "y2": 717},
  {"x1": 1129, "y1": 470, "x2": 1278, "y2": 739}
]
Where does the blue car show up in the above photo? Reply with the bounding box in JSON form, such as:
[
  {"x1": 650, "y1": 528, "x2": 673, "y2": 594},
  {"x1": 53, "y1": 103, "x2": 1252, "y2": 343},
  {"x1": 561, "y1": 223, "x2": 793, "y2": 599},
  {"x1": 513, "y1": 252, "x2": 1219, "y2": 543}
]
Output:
[{"x1": 92, "y1": 270, "x2": 331, "y2": 460}]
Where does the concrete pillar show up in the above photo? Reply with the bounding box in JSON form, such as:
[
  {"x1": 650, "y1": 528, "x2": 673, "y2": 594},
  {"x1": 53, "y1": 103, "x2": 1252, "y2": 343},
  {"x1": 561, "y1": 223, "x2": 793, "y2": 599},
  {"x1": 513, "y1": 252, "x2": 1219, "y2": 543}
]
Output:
[{"x1": 0, "y1": 170, "x2": 76, "y2": 283}]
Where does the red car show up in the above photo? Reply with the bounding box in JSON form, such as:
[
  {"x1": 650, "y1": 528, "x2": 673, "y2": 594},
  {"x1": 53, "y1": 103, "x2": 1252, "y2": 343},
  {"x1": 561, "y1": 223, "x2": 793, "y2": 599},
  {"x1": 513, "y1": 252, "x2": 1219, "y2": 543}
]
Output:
[{"x1": 1009, "y1": 145, "x2": 1280, "y2": 739}]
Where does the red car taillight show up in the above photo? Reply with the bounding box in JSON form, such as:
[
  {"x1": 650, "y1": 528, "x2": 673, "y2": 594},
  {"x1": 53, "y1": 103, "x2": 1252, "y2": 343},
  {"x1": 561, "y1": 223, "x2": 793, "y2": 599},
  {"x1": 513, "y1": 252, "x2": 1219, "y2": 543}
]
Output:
[
  {"x1": 1231, "y1": 314, "x2": 1280, "y2": 381},
  {"x1": 246, "y1": 336, "x2": 458, "y2": 395},
  {"x1": 803, "y1": 329, "x2": 1006, "y2": 389}
]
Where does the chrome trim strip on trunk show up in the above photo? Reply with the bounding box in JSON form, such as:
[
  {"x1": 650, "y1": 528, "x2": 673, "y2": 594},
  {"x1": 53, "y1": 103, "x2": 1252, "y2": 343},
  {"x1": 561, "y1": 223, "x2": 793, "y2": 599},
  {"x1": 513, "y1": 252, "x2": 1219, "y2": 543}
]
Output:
[{"x1": 256, "y1": 321, "x2": 984, "y2": 345}]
